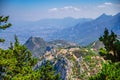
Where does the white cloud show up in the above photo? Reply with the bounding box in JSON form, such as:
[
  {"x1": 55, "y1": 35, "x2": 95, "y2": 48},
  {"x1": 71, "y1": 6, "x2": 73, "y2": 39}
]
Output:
[
  {"x1": 98, "y1": 5, "x2": 106, "y2": 8},
  {"x1": 98, "y1": 2, "x2": 113, "y2": 8},
  {"x1": 47, "y1": 6, "x2": 81, "y2": 19},
  {"x1": 49, "y1": 6, "x2": 80, "y2": 12},
  {"x1": 49, "y1": 8, "x2": 58, "y2": 11},
  {"x1": 63, "y1": 6, "x2": 73, "y2": 9},
  {"x1": 62, "y1": 6, "x2": 80, "y2": 11},
  {"x1": 104, "y1": 2, "x2": 112, "y2": 5}
]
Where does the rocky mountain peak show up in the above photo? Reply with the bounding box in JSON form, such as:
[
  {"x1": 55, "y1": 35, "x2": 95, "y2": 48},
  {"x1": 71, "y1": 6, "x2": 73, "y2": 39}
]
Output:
[
  {"x1": 25, "y1": 37, "x2": 48, "y2": 57},
  {"x1": 96, "y1": 13, "x2": 112, "y2": 21},
  {"x1": 26, "y1": 36, "x2": 46, "y2": 46}
]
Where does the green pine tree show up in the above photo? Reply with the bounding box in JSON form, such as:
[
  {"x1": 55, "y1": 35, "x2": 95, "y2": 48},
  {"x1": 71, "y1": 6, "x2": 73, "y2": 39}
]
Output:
[
  {"x1": 39, "y1": 61, "x2": 61, "y2": 80},
  {"x1": 89, "y1": 28, "x2": 120, "y2": 80},
  {"x1": 0, "y1": 16, "x2": 12, "y2": 42},
  {"x1": 99, "y1": 28, "x2": 120, "y2": 62},
  {"x1": 0, "y1": 36, "x2": 38, "y2": 79}
]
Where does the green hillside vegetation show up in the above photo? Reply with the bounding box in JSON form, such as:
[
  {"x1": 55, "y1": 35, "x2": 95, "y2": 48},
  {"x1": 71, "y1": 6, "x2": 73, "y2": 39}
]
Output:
[
  {"x1": 72, "y1": 48, "x2": 104, "y2": 80},
  {"x1": 89, "y1": 28, "x2": 120, "y2": 80},
  {"x1": 0, "y1": 16, "x2": 60, "y2": 80}
]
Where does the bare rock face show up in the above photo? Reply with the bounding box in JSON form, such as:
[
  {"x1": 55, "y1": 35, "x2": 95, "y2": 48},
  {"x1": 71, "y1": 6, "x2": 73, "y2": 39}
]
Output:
[
  {"x1": 33, "y1": 46, "x2": 105, "y2": 80},
  {"x1": 24, "y1": 37, "x2": 48, "y2": 57},
  {"x1": 92, "y1": 40, "x2": 104, "y2": 51},
  {"x1": 54, "y1": 56, "x2": 73, "y2": 80},
  {"x1": 25, "y1": 37, "x2": 105, "y2": 80},
  {"x1": 24, "y1": 37, "x2": 78, "y2": 58}
]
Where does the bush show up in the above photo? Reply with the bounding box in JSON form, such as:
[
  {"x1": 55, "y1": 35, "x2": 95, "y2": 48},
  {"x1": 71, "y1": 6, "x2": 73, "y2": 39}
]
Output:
[{"x1": 89, "y1": 62, "x2": 120, "y2": 80}]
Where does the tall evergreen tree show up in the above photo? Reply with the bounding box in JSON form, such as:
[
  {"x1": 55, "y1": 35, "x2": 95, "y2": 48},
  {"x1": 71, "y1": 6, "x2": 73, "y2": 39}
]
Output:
[
  {"x1": 0, "y1": 16, "x2": 61, "y2": 80},
  {"x1": 99, "y1": 28, "x2": 120, "y2": 62},
  {"x1": 0, "y1": 36, "x2": 61, "y2": 80},
  {"x1": 39, "y1": 61, "x2": 61, "y2": 80},
  {"x1": 0, "y1": 16, "x2": 12, "y2": 42},
  {"x1": 89, "y1": 28, "x2": 120, "y2": 80},
  {"x1": 0, "y1": 36, "x2": 38, "y2": 79}
]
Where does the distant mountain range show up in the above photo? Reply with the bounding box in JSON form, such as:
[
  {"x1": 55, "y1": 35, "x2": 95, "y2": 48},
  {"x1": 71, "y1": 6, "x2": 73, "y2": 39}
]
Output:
[
  {"x1": 0, "y1": 17, "x2": 91, "y2": 48},
  {"x1": 50, "y1": 13, "x2": 120, "y2": 45},
  {"x1": 0, "y1": 13, "x2": 120, "y2": 48}
]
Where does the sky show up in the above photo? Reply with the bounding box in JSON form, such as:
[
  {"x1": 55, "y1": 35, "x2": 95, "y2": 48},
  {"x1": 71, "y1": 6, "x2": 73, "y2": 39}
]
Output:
[{"x1": 0, "y1": 0, "x2": 120, "y2": 22}]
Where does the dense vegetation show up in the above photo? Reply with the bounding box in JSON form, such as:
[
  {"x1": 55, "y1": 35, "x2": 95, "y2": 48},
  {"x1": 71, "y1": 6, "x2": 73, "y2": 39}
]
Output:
[
  {"x1": 99, "y1": 28, "x2": 120, "y2": 62},
  {"x1": 89, "y1": 28, "x2": 120, "y2": 80},
  {"x1": 0, "y1": 16, "x2": 60, "y2": 80},
  {"x1": 89, "y1": 62, "x2": 120, "y2": 80}
]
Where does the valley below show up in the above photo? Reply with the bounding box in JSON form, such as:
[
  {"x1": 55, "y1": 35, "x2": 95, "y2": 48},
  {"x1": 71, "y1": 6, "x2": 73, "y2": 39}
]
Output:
[
  {"x1": 0, "y1": 12, "x2": 120, "y2": 80},
  {"x1": 1, "y1": 13, "x2": 120, "y2": 48}
]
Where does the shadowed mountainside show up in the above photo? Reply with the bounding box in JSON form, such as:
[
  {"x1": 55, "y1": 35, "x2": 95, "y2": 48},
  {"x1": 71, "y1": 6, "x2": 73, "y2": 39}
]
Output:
[{"x1": 51, "y1": 13, "x2": 120, "y2": 45}]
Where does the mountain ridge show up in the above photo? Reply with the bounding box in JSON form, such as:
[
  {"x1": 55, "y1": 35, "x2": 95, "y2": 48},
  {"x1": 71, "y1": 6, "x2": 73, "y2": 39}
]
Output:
[
  {"x1": 24, "y1": 36, "x2": 78, "y2": 58},
  {"x1": 50, "y1": 12, "x2": 120, "y2": 45}
]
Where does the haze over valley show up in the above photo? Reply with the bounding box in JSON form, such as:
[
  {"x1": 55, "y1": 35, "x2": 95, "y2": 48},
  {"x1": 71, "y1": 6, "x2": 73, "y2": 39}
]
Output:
[{"x1": 0, "y1": 13, "x2": 120, "y2": 48}]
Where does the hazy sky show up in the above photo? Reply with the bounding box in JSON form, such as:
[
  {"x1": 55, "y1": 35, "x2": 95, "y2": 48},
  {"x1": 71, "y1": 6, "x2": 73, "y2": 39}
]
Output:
[{"x1": 1, "y1": 0, "x2": 120, "y2": 21}]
